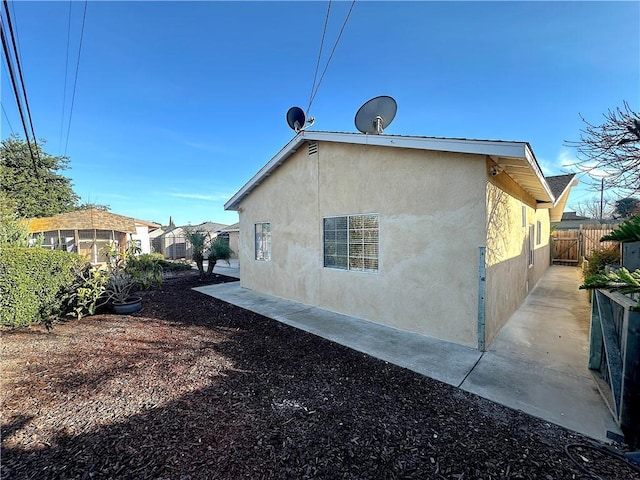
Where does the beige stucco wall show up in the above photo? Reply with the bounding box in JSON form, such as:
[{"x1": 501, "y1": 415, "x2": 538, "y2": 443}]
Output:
[
  {"x1": 484, "y1": 164, "x2": 551, "y2": 347},
  {"x1": 238, "y1": 147, "x2": 321, "y2": 305},
  {"x1": 132, "y1": 225, "x2": 152, "y2": 254},
  {"x1": 238, "y1": 141, "x2": 487, "y2": 347}
]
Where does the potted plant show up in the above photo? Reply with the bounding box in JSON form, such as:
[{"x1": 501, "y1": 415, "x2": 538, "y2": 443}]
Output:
[
  {"x1": 102, "y1": 242, "x2": 143, "y2": 314},
  {"x1": 104, "y1": 271, "x2": 142, "y2": 314}
]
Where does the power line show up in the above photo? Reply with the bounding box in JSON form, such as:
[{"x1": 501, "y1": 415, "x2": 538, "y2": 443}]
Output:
[
  {"x1": 1, "y1": 19, "x2": 36, "y2": 167},
  {"x1": 63, "y1": 0, "x2": 88, "y2": 156},
  {"x1": 3, "y1": 0, "x2": 38, "y2": 157},
  {"x1": 59, "y1": 0, "x2": 72, "y2": 152},
  {"x1": 1, "y1": 102, "x2": 14, "y2": 134},
  {"x1": 306, "y1": 1, "x2": 332, "y2": 117},
  {"x1": 307, "y1": 0, "x2": 356, "y2": 114}
]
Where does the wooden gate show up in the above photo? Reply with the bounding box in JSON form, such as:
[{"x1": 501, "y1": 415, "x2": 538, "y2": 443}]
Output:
[
  {"x1": 552, "y1": 224, "x2": 620, "y2": 265},
  {"x1": 552, "y1": 230, "x2": 580, "y2": 265}
]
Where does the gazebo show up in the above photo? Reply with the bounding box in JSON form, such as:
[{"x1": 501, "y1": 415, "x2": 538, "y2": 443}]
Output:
[{"x1": 27, "y1": 209, "x2": 138, "y2": 264}]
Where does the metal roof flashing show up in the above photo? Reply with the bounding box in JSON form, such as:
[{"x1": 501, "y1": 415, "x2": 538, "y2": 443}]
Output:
[{"x1": 224, "y1": 131, "x2": 556, "y2": 211}]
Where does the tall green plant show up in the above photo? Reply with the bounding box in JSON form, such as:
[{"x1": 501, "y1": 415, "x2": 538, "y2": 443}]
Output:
[
  {"x1": 184, "y1": 228, "x2": 232, "y2": 279},
  {"x1": 0, "y1": 192, "x2": 30, "y2": 247},
  {"x1": 126, "y1": 253, "x2": 163, "y2": 289},
  {"x1": 601, "y1": 215, "x2": 640, "y2": 242},
  {"x1": 0, "y1": 248, "x2": 87, "y2": 327},
  {"x1": 580, "y1": 267, "x2": 640, "y2": 306},
  {"x1": 61, "y1": 264, "x2": 109, "y2": 320},
  {"x1": 1, "y1": 135, "x2": 79, "y2": 217},
  {"x1": 184, "y1": 228, "x2": 207, "y2": 278},
  {"x1": 206, "y1": 237, "x2": 233, "y2": 276}
]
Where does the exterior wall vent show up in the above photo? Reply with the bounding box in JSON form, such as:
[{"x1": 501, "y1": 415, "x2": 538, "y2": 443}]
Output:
[{"x1": 308, "y1": 141, "x2": 318, "y2": 156}]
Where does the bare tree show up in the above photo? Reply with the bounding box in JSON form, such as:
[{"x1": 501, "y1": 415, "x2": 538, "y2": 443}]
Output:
[
  {"x1": 570, "y1": 197, "x2": 614, "y2": 220},
  {"x1": 565, "y1": 101, "x2": 640, "y2": 196}
]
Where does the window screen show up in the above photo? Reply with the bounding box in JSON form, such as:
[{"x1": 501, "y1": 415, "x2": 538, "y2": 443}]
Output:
[
  {"x1": 324, "y1": 214, "x2": 378, "y2": 272},
  {"x1": 255, "y1": 223, "x2": 271, "y2": 261}
]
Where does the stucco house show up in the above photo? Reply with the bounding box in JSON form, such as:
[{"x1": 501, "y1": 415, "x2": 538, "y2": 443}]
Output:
[
  {"x1": 224, "y1": 131, "x2": 575, "y2": 350},
  {"x1": 217, "y1": 222, "x2": 240, "y2": 259},
  {"x1": 27, "y1": 209, "x2": 160, "y2": 264}
]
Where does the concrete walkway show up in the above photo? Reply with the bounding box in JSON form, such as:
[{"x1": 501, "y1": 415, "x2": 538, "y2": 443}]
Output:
[
  {"x1": 211, "y1": 258, "x2": 239, "y2": 278},
  {"x1": 194, "y1": 266, "x2": 621, "y2": 443}
]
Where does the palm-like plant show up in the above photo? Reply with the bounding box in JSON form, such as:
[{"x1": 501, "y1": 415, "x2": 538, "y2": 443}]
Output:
[
  {"x1": 184, "y1": 228, "x2": 233, "y2": 279},
  {"x1": 184, "y1": 228, "x2": 208, "y2": 279},
  {"x1": 205, "y1": 237, "x2": 233, "y2": 277}
]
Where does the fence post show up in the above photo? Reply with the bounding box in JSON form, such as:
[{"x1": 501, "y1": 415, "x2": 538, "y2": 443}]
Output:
[{"x1": 477, "y1": 247, "x2": 486, "y2": 352}]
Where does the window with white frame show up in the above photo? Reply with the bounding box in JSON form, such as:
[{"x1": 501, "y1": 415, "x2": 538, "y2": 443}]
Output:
[
  {"x1": 324, "y1": 214, "x2": 379, "y2": 272},
  {"x1": 255, "y1": 222, "x2": 271, "y2": 260},
  {"x1": 536, "y1": 220, "x2": 542, "y2": 245},
  {"x1": 521, "y1": 205, "x2": 527, "y2": 228}
]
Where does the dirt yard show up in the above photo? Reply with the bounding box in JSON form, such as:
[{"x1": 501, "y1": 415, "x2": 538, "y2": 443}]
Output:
[{"x1": 1, "y1": 272, "x2": 638, "y2": 479}]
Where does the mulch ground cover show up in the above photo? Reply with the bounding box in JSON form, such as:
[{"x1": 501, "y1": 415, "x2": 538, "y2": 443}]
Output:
[{"x1": 2, "y1": 271, "x2": 639, "y2": 480}]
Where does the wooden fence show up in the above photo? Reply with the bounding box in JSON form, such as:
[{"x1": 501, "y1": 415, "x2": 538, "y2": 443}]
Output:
[{"x1": 552, "y1": 224, "x2": 620, "y2": 265}]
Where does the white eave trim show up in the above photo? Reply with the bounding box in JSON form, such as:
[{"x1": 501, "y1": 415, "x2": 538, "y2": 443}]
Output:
[
  {"x1": 553, "y1": 176, "x2": 579, "y2": 207},
  {"x1": 524, "y1": 144, "x2": 555, "y2": 203},
  {"x1": 224, "y1": 131, "x2": 555, "y2": 210}
]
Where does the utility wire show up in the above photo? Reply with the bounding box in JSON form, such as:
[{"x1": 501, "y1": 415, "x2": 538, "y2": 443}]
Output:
[
  {"x1": 63, "y1": 0, "x2": 88, "y2": 156},
  {"x1": 59, "y1": 0, "x2": 72, "y2": 152},
  {"x1": 307, "y1": 0, "x2": 356, "y2": 114},
  {"x1": 3, "y1": 0, "x2": 38, "y2": 159},
  {"x1": 306, "y1": 1, "x2": 332, "y2": 117},
  {"x1": 1, "y1": 20, "x2": 36, "y2": 167},
  {"x1": 2, "y1": 102, "x2": 14, "y2": 134}
]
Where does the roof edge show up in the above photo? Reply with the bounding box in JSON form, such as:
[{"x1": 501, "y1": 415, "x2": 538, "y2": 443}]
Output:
[{"x1": 225, "y1": 131, "x2": 551, "y2": 211}]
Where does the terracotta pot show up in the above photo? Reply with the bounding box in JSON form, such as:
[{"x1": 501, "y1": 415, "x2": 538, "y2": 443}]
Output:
[{"x1": 112, "y1": 296, "x2": 142, "y2": 314}]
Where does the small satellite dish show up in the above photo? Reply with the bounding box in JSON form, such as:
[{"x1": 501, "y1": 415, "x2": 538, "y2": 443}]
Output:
[
  {"x1": 354, "y1": 95, "x2": 397, "y2": 134},
  {"x1": 286, "y1": 107, "x2": 306, "y2": 132}
]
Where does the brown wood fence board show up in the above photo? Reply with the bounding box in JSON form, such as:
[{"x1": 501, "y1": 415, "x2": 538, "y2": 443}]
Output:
[{"x1": 551, "y1": 224, "x2": 620, "y2": 264}]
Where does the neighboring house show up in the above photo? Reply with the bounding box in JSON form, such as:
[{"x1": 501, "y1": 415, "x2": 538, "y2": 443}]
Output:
[
  {"x1": 551, "y1": 211, "x2": 609, "y2": 231},
  {"x1": 26, "y1": 209, "x2": 160, "y2": 263},
  {"x1": 132, "y1": 219, "x2": 162, "y2": 254},
  {"x1": 225, "y1": 131, "x2": 576, "y2": 350},
  {"x1": 217, "y1": 222, "x2": 239, "y2": 258},
  {"x1": 152, "y1": 222, "x2": 229, "y2": 260}
]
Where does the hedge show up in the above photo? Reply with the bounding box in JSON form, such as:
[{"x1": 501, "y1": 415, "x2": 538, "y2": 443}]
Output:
[{"x1": 0, "y1": 247, "x2": 88, "y2": 328}]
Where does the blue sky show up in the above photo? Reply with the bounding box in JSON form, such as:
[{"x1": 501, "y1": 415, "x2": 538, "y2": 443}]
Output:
[{"x1": 2, "y1": 1, "x2": 638, "y2": 226}]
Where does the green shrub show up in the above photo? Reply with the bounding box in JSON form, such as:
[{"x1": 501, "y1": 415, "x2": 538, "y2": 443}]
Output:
[
  {"x1": 0, "y1": 247, "x2": 88, "y2": 328},
  {"x1": 583, "y1": 247, "x2": 621, "y2": 279},
  {"x1": 60, "y1": 263, "x2": 109, "y2": 320},
  {"x1": 125, "y1": 253, "x2": 163, "y2": 289},
  {"x1": 158, "y1": 259, "x2": 192, "y2": 272},
  {"x1": 600, "y1": 216, "x2": 640, "y2": 242}
]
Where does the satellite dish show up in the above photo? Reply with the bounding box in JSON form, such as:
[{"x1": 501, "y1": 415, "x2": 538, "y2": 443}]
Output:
[
  {"x1": 354, "y1": 95, "x2": 397, "y2": 134},
  {"x1": 286, "y1": 107, "x2": 306, "y2": 132}
]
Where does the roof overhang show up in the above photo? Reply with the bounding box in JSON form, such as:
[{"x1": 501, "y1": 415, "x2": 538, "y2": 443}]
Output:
[
  {"x1": 225, "y1": 131, "x2": 555, "y2": 211},
  {"x1": 489, "y1": 143, "x2": 555, "y2": 204}
]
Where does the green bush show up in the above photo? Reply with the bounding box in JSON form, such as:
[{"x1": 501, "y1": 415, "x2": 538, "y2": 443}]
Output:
[
  {"x1": 0, "y1": 247, "x2": 88, "y2": 328},
  {"x1": 583, "y1": 247, "x2": 621, "y2": 279},
  {"x1": 158, "y1": 258, "x2": 193, "y2": 272},
  {"x1": 60, "y1": 263, "x2": 109, "y2": 320},
  {"x1": 125, "y1": 253, "x2": 163, "y2": 289}
]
